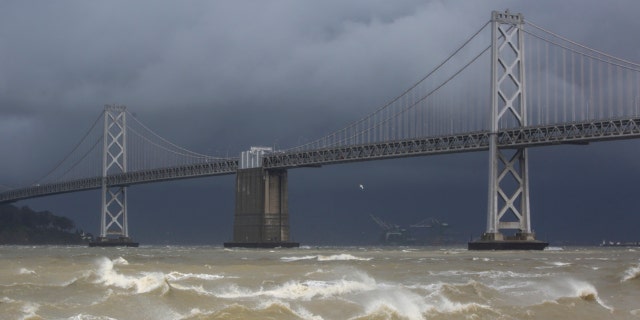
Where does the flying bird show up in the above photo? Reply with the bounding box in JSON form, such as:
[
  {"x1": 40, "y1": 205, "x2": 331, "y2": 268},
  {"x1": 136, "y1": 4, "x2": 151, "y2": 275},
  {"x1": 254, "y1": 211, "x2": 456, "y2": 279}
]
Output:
[{"x1": 359, "y1": 184, "x2": 364, "y2": 190}]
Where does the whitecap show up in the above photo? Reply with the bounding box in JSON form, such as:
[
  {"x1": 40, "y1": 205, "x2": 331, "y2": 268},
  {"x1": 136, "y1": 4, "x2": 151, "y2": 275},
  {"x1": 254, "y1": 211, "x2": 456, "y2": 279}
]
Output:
[
  {"x1": 547, "y1": 261, "x2": 571, "y2": 267},
  {"x1": 112, "y1": 257, "x2": 129, "y2": 265},
  {"x1": 92, "y1": 257, "x2": 169, "y2": 294},
  {"x1": 166, "y1": 271, "x2": 224, "y2": 281},
  {"x1": 216, "y1": 271, "x2": 376, "y2": 300},
  {"x1": 544, "y1": 246, "x2": 564, "y2": 251},
  {"x1": 552, "y1": 279, "x2": 613, "y2": 312},
  {"x1": 621, "y1": 263, "x2": 640, "y2": 282},
  {"x1": 280, "y1": 255, "x2": 317, "y2": 262},
  {"x1": 358, "y1": 287, "x2": 427, "y2": 320},
  {"x1": 67, "y1": 314, "x2": 119, "y2": 320},
  {"x1": 427, "y1": 297, "x2": 495, "y2": 316},
  {"x1": 18, "y1": 268, "x2": 36, "y2": 275},
  {"x1": 317, "y1": 254, "x2": 372, "y2": 261},
  {"x1": 170, "y1": 283, "x2": 213, "y2": 296},
  {"x1": 256, "y1": 300, "x2": 323, "y2": 320},
  {"x1": 472, "y1": 257, "x2": 491, "y2": 262},
  {"x1": 21, "y1": 301, "x2": 41, "y2": 320},
  {"x1": 280, "y1": 254, "x2": 372, "y2": 262}
]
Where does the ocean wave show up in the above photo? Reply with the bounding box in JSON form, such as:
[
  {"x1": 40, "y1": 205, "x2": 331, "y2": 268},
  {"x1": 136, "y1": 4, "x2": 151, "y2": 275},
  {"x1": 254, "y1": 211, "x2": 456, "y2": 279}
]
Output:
[
  {"x1": 428, "y1": 269, "x2": 550, "y2": 279},
  {"x1": 178, "y1": 301, "x2": 322, "y2": 320},
  {"x1": 621, "y1": 262, "x2": 640, "y2": 282},
  {"x1": 18, "y1": 267, "x2": 36, "y2": 275},
  {"x1": 92, "y1": 257, "x2": 169, "y2": 294},
  {"x1": 354, "y1": 282, "x2": 496, "y2": 320},
  {"x1": 166, "y1": 271, "x2": 224, "y2": 282},
  {"x1": 280, "y1": 255, "x2": 317, "y2": 262},
  {"x1": 427, "y1": 299, "x2": 496, "y2": 317},
  {"x1": 281, "y1": 254, "x2": 372, "y2": 262},
  {"x1": 318, "y1": 254, "x2": 372, "y2": 261},
  {"x1": 67, "y1": 314, "x2": 119, "y2": 320},
  {"x1": 216, "y1": 271, "x2": 376, "y2": 300},
  {"x1": 547, "y1": 261, "x2": 572, "y2": 267},
  {"x1": 112, "y1": 257, "x2": 129, "y2": 266},
  {"x1": 548, "y1": 279, "x2": 613, "y2": 312},
  {"x1": 0, "y1": 297, "x2": 42, "y2": 320},
  {"x1": 168, "y1": 283, "x2": 213, "y2": 297}
]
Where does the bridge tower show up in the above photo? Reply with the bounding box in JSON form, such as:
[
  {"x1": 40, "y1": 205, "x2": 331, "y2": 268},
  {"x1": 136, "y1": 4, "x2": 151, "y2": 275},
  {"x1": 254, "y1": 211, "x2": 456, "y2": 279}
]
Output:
[
  {"x1": 224, "y1": 147, "x2": 298, "y2": 248},
  {"x1": 91, "y1": 104, "x2": 138, "y2": 247},
  {"x1": 469, "y1": 11, "x2": 548, "y2": 250}
]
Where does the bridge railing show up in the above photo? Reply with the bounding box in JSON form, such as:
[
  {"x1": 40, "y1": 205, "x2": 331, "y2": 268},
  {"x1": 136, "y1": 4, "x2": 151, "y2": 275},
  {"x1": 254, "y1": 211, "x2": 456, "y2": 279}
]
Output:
[{"x1": 0, "y1": 158, "x2": 239, "y2": 204}]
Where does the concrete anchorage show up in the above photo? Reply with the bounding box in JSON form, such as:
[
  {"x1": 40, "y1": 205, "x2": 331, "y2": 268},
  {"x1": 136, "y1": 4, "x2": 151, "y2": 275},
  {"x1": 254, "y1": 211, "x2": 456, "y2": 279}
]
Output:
[
  {"x1": 224, "y1": 147, "x2": 298, "y2": 248},
  {"x1": 468, "y1": 11, "x2": 548, "y2": 250}
]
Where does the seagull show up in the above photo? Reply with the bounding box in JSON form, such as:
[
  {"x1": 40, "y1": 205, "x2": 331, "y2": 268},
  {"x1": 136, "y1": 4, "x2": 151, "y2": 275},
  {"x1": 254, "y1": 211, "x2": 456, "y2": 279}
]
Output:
[{"x1": 359, "y1": 184, "x2": 364, "y2": 190}]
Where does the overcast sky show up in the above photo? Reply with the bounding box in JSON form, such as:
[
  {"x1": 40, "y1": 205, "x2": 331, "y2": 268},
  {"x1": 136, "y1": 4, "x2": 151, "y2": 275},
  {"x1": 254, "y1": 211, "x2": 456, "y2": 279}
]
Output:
[{"x1": 2, "y1": 0, "x2": 640, "y2": 245}]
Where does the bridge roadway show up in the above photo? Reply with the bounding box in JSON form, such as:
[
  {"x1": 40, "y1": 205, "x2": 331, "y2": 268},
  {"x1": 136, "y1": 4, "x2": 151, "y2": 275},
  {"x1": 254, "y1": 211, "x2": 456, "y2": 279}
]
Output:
[{"x1": 2, "y1": 116, "x2": 640, "y2": 203}]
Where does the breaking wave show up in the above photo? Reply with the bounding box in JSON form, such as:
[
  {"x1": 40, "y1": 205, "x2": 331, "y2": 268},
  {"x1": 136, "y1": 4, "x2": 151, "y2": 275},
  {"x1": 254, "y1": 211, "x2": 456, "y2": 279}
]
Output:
[
  {"x1": 18, "y1": 268, "x2": 36, "y2": 275},
  {"x1": 621, "y1": 262, "x2": 640, "y2": 282},
  {"x1": 216, "y1": 270, "x2": 376, "y2": 300},
  {"x1": 281, "y1": 254, "x2": 372, "y2": 262},
  {"x1": 166, "y1": 271, "x2": 225, "y2": 282},
  {"x1": 549, "y1": 279, "x2": 613, "y2": 312},
  {"x1": 91, "y1": 257, "x2": 169, "y2": 294},
  {"x1": 179, "y1": 301, "x2": 322, "y2": 320}
]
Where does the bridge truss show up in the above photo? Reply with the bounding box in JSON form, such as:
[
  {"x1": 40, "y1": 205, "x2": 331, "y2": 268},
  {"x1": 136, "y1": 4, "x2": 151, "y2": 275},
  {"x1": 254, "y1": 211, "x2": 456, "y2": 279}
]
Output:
[{"x1": 2, "y1": 10, "x2": 640, "y2": 247}]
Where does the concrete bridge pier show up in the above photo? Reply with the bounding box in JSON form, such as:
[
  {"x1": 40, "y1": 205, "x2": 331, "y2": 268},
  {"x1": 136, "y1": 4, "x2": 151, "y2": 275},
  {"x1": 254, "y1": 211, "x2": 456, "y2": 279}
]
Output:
[{"x1": 224, "y1": 147, "x2": 299, "y2": 248}]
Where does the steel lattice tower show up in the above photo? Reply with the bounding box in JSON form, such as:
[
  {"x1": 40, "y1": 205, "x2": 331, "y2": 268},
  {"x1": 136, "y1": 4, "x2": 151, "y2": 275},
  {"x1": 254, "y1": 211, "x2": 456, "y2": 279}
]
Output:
[
  {"x1": 99, "y1": 105, "x2": 129, "y2": 240},
  {"x1": 483, "y1": 11, "x2": 535, "y2": 241}
]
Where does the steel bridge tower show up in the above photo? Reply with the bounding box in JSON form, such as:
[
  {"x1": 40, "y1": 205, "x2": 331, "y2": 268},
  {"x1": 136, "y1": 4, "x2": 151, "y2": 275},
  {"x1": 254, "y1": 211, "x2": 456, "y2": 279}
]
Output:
[
  {"x1": 469, "y1": 11, "x2": 548, "y2": 250},
  {"x1": 92, "y1": 105, "x2": 137, "y2": 247}
]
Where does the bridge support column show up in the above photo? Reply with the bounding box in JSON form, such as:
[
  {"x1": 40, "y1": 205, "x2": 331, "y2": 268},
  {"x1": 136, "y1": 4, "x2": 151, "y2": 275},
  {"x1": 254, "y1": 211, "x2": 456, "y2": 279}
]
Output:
[
  {"x1": 224, "y1": 147, "x2": 298, "y2": 248},
  {"x1": 91, "y1": 105, "x2": 138, "y2": 247},
  {"x1": 469, "y1": 11, "x2": 547, "y2": 250}
]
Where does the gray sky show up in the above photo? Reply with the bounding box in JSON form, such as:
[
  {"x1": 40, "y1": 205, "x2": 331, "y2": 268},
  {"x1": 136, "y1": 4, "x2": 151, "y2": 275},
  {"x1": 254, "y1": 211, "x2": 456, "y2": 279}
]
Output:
[{"x1": 2, "y1": 0, "x2": 640, "y2": 245}]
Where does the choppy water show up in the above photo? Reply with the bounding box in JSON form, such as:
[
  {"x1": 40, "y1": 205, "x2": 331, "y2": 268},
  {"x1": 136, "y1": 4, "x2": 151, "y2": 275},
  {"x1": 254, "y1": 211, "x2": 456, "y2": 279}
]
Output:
[{"x1": 1, "y1": 245, "x2": 639, "y2": 320}]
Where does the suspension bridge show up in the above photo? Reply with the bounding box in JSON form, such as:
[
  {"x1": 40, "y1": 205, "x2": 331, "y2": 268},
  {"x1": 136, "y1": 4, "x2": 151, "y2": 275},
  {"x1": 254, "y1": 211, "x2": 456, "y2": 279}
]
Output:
[{"x1": 2, "y1": 11, "x2": 640, "y2": 249}]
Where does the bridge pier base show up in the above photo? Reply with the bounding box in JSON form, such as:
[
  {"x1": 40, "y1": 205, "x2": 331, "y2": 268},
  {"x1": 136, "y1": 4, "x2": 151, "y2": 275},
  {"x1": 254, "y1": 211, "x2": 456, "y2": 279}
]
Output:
[
  {"x1": 469, "y1": 11, "x2": 548, "y2": 251},
  {"x1": 468, "y1": 232, "x2": 547, "y2": 250},
  {"x1": 224, "y1": 167, "x2": 299, "y2": 248}
]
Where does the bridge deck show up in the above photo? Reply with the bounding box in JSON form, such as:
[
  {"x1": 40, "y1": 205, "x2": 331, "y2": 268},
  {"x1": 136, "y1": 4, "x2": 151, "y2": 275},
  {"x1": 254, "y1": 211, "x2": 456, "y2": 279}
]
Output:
[{"x1": 2, "y1": 117, "x2": 640, "y2": 203}]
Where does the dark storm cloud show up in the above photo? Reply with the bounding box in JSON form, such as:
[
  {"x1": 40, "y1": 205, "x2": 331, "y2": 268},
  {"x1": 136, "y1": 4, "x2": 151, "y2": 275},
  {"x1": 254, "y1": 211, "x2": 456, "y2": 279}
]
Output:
[{"x1": 2, "y1": 1, "x2": 640, "y2": 244}]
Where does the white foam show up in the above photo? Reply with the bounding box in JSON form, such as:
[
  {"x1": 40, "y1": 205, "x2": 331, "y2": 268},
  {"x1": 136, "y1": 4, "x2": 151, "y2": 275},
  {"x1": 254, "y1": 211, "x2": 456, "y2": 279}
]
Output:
[
  {"x1": 20, "y1": 302, "x2": 40, "y2": 320},
  {"x1": 216, "y1": 271, "x2": 376, "y2": 300},
  {"x1": 92, "y1": 257, "x2": 169, "y2": 294},
  {"x1": 544, "y1": 246, "x2": 564, "y2": 251},
  {"x1": 621, "y1": 262, "x2": 640, "y2": 282},
  {"x1": 553, "y1": 279, "x2": 613, "y2": 312},
  {"x1": 360, "y1": 289, "x2": 426, "y2": 320},
  {"x1": 280, "y1": 255, "x2": 318, "y2": 262},
  {"x1": 256, "y1": 300, "x2": 323, "y2": 320},
  {"x1": 169, "y1": 283, "x2": 213, "y2": 296},
  {"x1": 472, "y1": 257, "x2": 492, "y2": 262},
  {"x1": 280, "y1": 254, "x2": 372, "y2": 262},
  {"x1": 67, "y1": 315, "x2": 119, "y2": 320},
  {"x1": 112, "y1": 257, "x2": 129, "y2": 265},
  {"x1": 166, "y1": 271, "x2": 224, "y2": 281},
  {"x1": 428, "y1": 297, "x2": 494, "y2": 316},
  {"x1": 318, "y1": 254, "x2": 372, "y2": 261},
  {"x1": 18, "y1": 267, "x2": 36, "y2": 275},
  {"x1": 548, "y1": 261, "x2": 571, "y2": 267}
]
